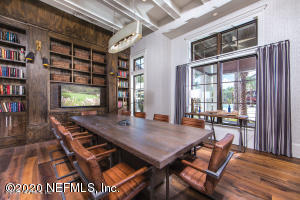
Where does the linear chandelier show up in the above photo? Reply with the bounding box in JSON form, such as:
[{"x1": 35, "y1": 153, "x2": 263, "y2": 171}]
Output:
[{"x1": 108, "y1": 21, "x2": 142, "y2": 53}]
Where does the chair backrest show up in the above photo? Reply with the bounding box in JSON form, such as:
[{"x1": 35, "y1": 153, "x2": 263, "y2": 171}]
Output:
[
  {"x1": 49, "y1": 116, "x2": 62, "y2": 138},
  {"x1": 134, "y1": 112, "x2": 146, "y2": 119},
  {"x1": 181, "y1": 117, "x2": 205, "y2": 129},
  {"x1": 121, "y1": 110, "x2": 131, "y2": 116},
  {"x1": 205, "y1": 133, "x2": 234, "y2": 194},
  {"x1": 81, "y1": 110, "x2": 97, "y2": 116},
  {"x1": 153, "y1": 114, "x2": 169, "y2": 122},
  {"x1": 70, "y1": 139, "x2": 106, "y2": 192},
  {"x1": 57, "y1": 125, "x2": 74, "y2": 152}
]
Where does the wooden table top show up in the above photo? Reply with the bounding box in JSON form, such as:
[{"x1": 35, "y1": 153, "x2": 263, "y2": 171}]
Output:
[
  {"x1": 71, "y1": 114, "x2": 213, "y2": 169},
  {"x1": 185, "y1": 112, "x2": 248, "y2": 120}
]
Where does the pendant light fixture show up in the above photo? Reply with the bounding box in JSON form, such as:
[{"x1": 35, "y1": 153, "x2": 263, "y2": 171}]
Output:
[{"x1": 108, "y1": 0, "x2": 142, "y2": 53}]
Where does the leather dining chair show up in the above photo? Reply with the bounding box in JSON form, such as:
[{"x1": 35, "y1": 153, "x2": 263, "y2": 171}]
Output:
[
  {"x1": 134, "y1": 112, "x2": 146, "y2": 119},
  {"x1": 71, "y1": 138, "x2": 149, "y2": 200},
  {"x1": 182, "y1": 117, "x2": 206, "y2": 155},
  {"x1": 53, "y1": 123, "x2": 115, "y2": 180},
  {"x1": 179, "y1": 133, "x2": 234, "y2": 196},
  {"x1": 181, "y1": 117, "x2": 205, "y2": 129},
  {"x1": 153, "y1": 114, "x2": 169, "y2": 123}
]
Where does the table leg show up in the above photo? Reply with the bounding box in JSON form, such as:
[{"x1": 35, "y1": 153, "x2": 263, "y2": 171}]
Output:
[
  {"x1": 166, "y1": 166, "x2": 169, "y2": 200},
  {"x1": 149, "y1": 167, "x2": 155, "y2": 200},
  {"x1": 239, "y1": 119, "x2": 244, "y2": 152},
  {"x1": 211, "y1": 116, "x2": 216, "y2": 142}
]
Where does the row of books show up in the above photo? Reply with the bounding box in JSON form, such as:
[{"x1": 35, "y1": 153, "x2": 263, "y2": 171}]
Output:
[
  {"x1": 118, "y1": 91, "x2": 128, "y2": 98},
  {"x1": 0, "y1": 66, "x2": 25, "y2": 78},
  {"x1": 118, "y1": 100, "x2": 128, "y2": 108},
  {"x1": 118, "y1": 70, "x2": 128, "y2": 78},
  {"x1": 118, "y1": 60, "x2": 128, "y2": 68},
  {"x1": 0, "y1": 102, "x2": 25, "y2": 112},
  {"x1": 0, "y1": 84, "x2": 25, "y2": 95},
  {"x1": 118, "y1": 80, "x2": 128, "y2": 88},
  {"x1": 0, "y1": 48, "x2": 20, "y2": 61},
  {"x1": 0, "y1": 31, "x2": 20, "y2": 43}
]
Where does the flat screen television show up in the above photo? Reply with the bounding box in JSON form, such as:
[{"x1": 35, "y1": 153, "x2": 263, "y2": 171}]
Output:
[{"x1": 61, "y1": 85, "x2": 100, "y2": 107}]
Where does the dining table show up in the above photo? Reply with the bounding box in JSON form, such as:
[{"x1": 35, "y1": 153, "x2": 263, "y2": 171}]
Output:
[{"x1": 71, "y1": 113, "x2": 213, "y2": 200}]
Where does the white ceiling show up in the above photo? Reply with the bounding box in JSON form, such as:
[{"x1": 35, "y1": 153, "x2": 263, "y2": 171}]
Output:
[{"x1": 40, "y1": 0, "x2": 261, "y2": 39}]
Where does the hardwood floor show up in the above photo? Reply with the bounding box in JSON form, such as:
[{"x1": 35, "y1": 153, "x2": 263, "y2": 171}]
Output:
[{"x1": 0, "y1": 140, "x2": 299, "y2": 200}]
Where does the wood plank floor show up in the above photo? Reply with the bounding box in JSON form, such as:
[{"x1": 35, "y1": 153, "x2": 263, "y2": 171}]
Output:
[{"x1": 0, "y1": 140, "x2": 299, "y2": 200}]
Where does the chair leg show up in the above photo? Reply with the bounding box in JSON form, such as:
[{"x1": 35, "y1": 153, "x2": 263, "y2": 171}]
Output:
[{"x1": 53, "y1": 160, "x2": 77, "y2": 180}]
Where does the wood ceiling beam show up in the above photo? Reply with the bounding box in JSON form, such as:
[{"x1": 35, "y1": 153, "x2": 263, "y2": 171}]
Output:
[
  {"x1": 152, "y1": 0, "x2": 181, "y2": 19},
  {"x1": 103, "y1": 0, "x2": 159, "y2": 31}
]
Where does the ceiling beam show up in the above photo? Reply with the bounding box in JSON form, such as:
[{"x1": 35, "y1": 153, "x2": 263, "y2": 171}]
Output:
[
  {"x1": 40, "y1": 0, "x2": 122, "y2": 31},
  {"x1": 102, "y1": 0, "x2": 159, "y2": 31},
  {"x1": 152, "y1": 0, "x2": 181, "y2": 19}
]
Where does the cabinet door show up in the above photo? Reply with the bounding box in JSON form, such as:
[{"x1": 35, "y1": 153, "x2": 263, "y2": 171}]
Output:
[{"x1": 0, "y1": 114, "x2": 26, "y2": 138}]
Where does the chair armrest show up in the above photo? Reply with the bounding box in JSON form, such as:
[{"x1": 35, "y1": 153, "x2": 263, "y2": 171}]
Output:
[
  {"x1": 181, "y1": 151, "x2": 234, "y2": 179},
  {"x1": 60, "y1": 140, "x2": 74, "y2": 157},
  {"x1": 86, "y1": 143, "x2": 108, "y2": 151},
  {"x1": 76, "y1": 135, "x2": 93, "y2": 141},
  {"x1": 181, "y1": 160, "x2": 207, "y2": 174},
  {"x1": 114, "y1": 167, "x2": 148, "y2": 188},
  {"x1": 205, "y1": 151, "x2": 234, "y2": 179},
  {"x1": 66, "y1": 126, "x2": 80, "y2": 130},
  {"x1": 72, "y1": 131, "x2": 90, "y2": 137},
  {"x1": 95, "y1": 148, "x2": 117, "y2": 161}
]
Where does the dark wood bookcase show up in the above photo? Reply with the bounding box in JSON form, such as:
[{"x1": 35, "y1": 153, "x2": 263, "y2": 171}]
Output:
[
  {"x1": 117, "y1": 53, "x2": 130, "y2": 112},
  {"x1": 49, "y1": 37, "x2": 107, "y2": 111},
  {"x1": 0, "y1": 22, "x2": 27, "y2": 147}
]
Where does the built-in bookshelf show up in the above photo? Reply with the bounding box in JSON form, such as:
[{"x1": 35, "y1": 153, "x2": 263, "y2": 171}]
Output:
[
  {"x1": 0, "y1": 23, "x2": 27, "y2": 114},
  {"x1": 49, "y1": 37, "x2": 107, "y2": 87},
  {"x1": 117, "y1": 54, "x2": 130, "y2": 111}
]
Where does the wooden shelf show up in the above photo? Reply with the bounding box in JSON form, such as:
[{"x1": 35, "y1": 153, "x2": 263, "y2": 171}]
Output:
[
  {"x1": 118, "y1": 77, "x2": 128, "y2": 80},
  {"x1": 118, "y1": 67, "x2": 129, "y2": 70},
  {"x1": 92, "y1": 60, "x2": 106, "y2": 65},
  {"x1": 118, "y1": 87, "x2": 128, "y2": 89},
  {"x1": 0, "y1": 58, "x2": 26, "y2": 64},
  {"x1": 50, "y1": 66, "x2": 72, "y2": 71},
  {"x1": 0, "y1": 112, "x2": 26, "y2": 115},
  {"x1": 73, "y1": 56, "x2": 90, "y2": 62},
  {"x1": 118, "y1": 97, "x2": 128, "y2": 99},
  {"x1": 50, "y1": 80, "x2": 72, "y2": 84},
  {"x1": 0, "y1": 95, "x2": 26, "y2": 97},
  {"x1": 50, "y1": 50, "x2": 71, "y2": 58},
  {"x1": 0, "y1": 76, "x2": 26, "y2": 81},
  {"x1": 73, "y1": 69, "x2": 90, "y2": 74},
  {"x1": 0, "y1": 40, "x2": 26, "y2": 49},
  {"x1": 93, "y1": 72, "x2": 106, "y2": 76}
]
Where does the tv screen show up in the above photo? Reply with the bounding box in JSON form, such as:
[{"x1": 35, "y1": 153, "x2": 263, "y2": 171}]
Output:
[{"x1": 61, "y1": 85, "x2": 100, "y2": 107}]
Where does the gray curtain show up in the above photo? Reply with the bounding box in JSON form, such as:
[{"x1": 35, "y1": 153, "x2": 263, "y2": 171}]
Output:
[
  {"x1": 255, "y1": 40, "x2": 292, "y2": 157},
  {"x1": 174, "y1": 64, "x2": 189, "y2": 124}
]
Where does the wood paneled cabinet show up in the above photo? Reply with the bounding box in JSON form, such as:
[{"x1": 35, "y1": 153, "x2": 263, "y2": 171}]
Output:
[{"x1": 0, "y1": 113, "x2": 26, "y2": 147}]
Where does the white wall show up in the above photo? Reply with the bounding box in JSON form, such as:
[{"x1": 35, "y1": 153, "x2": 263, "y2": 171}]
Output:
[
  {"x1": 131, "y1": 32, "x2": 171, "y2": 120},
  {"x1": 132, "y1": 0, "x2": 300, "y2": 157}
]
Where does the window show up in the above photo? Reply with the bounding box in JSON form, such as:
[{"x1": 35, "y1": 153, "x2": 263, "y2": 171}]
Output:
[
  {"x1": 134, "y1": 74, "x2": 144, "y2": 112},
  {"x1": 191, "y1": 64, "x2": 218, "y2": 113},
  {"x1": 134, "y1": 56, "x2": 144, "y2": 70},
  {"x1": 190, "y1": 55, "x2": 256, "y2": 127},
  {"x1": 191, "y1": 20, "x2": 257, "y2": 61},
  {"x1": 191, "y1": 36, "x2": 218, "y2": 61}
]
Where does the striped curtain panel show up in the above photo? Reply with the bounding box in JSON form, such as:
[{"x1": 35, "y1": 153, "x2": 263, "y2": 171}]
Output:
[
  {"x1": 255, "y1": 40, "x2": 292, "y2": 157},
  {"x1": 174, "y1": 64, "x2": 189, "y2": 124}
]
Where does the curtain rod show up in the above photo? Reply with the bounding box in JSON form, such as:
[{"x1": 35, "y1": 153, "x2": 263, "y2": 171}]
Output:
[{"x1": 186, "y1": 39, "x2": 290, "y2": 66}]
